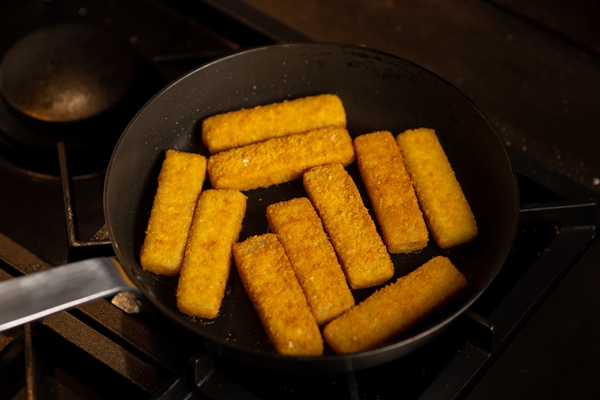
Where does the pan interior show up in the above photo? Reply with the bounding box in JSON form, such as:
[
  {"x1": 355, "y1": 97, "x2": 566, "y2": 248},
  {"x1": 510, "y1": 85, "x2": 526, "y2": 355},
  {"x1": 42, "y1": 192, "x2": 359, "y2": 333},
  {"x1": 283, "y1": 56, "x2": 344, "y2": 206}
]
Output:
[{"x1": 105, "y1": 43, "x2": 518, "y2": 371}]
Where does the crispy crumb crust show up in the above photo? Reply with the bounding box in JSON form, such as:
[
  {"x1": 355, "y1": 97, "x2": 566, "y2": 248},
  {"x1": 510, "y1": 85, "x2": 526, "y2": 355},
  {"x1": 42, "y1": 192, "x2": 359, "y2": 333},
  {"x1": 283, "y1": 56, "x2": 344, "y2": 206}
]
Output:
[
  {"x1": 208, "y1": 127, "x2": 355, "y2": 191},
  {"x1": 303, "y1": 163, "x2": 394, "y2": 289},
  {"x1": 396, "y1": 128, "x2": 478, "y2": 249},
  {"x1": 324, "y1": 256, "x2": 468, "y2": 354},
  {"x1": 266, "y1": 197, "x2": 355, "y2": 325},
  {"x1": 354, "y1": 131, "x2": 429, "y2": 253},
  {"x1": 202, "y1": 94, "x2": 346, "y2": 154},
  {"x1": 140, "y1": 150, "x2": 207, "y2": 276},
  {"x1": 176, "y1": 189, "x2": 247, "y2": 319},
  {"x1": 233, "y1": 234, "x2": 323, "y2": 356}
]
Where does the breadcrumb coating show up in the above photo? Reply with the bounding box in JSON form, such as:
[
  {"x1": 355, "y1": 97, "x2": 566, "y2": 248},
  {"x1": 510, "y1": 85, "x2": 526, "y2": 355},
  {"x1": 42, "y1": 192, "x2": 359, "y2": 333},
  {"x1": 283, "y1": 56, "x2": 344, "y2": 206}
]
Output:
[
  {"x1": 266, "y1": 197, "x2": 355, "y2": 325},
  {"x1": 208, "y1": 127, "x2": 354, "y2": 191},
  {"x1": 233, "y1": 234, "x2": 323, "y2": 356},
  {"x1": 303, "y1": 164, "x2": 394, "y2": 289},
  {"x1": 396, "y1": 128, "x2": 478, "y2": 248},
  {"x1": 140, "y1": 150, "x2": 207, "y2": 276},
  {"x1": 202, "y1": 94, "x2": 346, "y2": 154},
  {"x1": 177, "y1": 189, "x2": 247, "y2": 319},
  {"x1": 354, "y1": 131, "x2": 429, "y2": 253},
  {"x1": 324, "y1": 256, "x2": 468, "y2": 354}
]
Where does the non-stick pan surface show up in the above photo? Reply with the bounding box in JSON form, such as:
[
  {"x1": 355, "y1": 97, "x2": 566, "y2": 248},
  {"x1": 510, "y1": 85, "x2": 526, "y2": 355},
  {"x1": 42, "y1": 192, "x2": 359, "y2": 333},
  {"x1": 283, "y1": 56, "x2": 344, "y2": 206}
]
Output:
[{"x1": 105, "y1": 43, "x2": 519, "y2": 373}]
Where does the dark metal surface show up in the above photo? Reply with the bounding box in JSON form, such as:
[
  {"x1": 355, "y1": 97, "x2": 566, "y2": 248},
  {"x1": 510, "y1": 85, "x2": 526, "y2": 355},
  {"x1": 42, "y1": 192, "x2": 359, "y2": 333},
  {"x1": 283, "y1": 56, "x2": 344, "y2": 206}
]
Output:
[
  {"x1": 0, "y1": 0, "x2": 273, "y2": 264},
  {"x1": 468, "y1": 229, "x2": 600, "y2": 399},
  {"x1": 241, "y1": 0, "x2": 600, "y2": 197},
  {"x1": 0, "y1": 22, "x2": 135, "y2": 123},
  {"x1": 1, "y1": 0, "x2": 599, "y2": 398},
  {"x1": 0, "y1": 231, "x2": 192, "y2": 398},
  {"x1": 0, "y1": 0, "x2": 261, "y2": 176},
  {"x1": 105, "y1": 42, "x2": 518, "y2": 372}
]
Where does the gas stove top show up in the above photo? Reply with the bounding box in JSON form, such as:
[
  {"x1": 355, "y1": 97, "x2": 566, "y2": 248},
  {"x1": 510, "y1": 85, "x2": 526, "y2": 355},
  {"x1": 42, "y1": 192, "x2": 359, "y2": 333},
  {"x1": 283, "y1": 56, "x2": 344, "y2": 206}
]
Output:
[{"x1": 0, "y1": 1, "x2": 598, "y2": 399}]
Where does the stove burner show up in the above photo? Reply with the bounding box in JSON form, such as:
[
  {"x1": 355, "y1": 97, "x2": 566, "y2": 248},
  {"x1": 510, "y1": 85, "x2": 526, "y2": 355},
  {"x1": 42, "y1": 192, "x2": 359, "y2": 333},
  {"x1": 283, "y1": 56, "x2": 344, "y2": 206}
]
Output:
[
  {"x1": 0, "y1": 23, "x2": 163, "y2": 176},
  {"x1": 0, "y1": 22, "x2": 135, "y2": 123}
]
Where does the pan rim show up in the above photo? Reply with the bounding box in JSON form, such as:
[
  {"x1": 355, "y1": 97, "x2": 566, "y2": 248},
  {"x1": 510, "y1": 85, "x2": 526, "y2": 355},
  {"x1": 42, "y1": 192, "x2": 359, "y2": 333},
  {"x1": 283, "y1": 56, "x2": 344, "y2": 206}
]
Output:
[{"x1": 104, "y1": 42, "x2": 520, "y2": 372}]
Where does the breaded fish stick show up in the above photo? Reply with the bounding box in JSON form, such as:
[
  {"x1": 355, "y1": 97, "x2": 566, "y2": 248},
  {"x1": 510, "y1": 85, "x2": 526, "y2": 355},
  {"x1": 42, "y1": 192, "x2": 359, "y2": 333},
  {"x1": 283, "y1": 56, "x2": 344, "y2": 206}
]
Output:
[
  {"x1": 208, "y1": 127, "x2": 354, "y2": 191},
  {"x1": 324, "y1": 256, "x2": 468, "y2": 354},
  {"x1": 266, "y1": 198, "x2": 355, "y2": 325},
  {"x1": 140, "y1": 150, "x2": 207, "y2": 276},
  {"x1": 202, "y1": 94, "x2": 346, "y2": 154},
  {"x1": 396, "y1": 128, "x2": 478, "y2": 248},
  {"x1": 303, "y1": 164, "x2": 394, "y2": 289},
  {"x1": 177, "y1": 189, "x2": 247, "y2": 319},
  {"x1": 233, "y1": 234, "x2": 323, "y2": 356},
  {"x1": 354, "y1": 131, "x2": 429, "y2": 253}
]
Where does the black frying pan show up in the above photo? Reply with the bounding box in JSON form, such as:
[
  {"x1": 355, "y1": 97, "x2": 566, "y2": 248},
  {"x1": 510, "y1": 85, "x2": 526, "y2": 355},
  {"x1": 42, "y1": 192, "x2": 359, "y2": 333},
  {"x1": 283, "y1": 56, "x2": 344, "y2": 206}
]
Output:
[{"x1": 0, "y1": 43, "x2": 519, "y2": 373}]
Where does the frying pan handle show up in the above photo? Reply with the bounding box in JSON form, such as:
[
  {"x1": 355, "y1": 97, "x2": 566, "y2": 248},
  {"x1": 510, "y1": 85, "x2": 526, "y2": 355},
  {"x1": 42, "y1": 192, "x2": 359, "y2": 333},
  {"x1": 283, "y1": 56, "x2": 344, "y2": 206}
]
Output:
[{"x1": 0, "y1": 257, "x2": 139, "y2": 332}]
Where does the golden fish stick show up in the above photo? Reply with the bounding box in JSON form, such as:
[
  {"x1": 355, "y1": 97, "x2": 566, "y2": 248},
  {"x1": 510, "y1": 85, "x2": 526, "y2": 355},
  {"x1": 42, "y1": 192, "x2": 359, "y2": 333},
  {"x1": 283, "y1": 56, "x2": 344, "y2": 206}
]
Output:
[
  {"x1": 324, "y1": 256, "x2": 468, "y2": 354},
  {"x1": 354, "y1": 131, "x2": 429, "y2": 253},
  {"x1": 232, "y1": 234, "x2": 323, "y2": 356},
  {"x1": 302, "y1": 163, "x2": 394, "y2": 289},
  {"x1": 140, "y1": 150, "x2": 207, "y2": 276},
  {"x1": 202, "y1": 94, "x2": 346, "y2": 154},
  {"x1": 208, "y1": 127, "x2": 355, "y2": 191},
  {"x1": 177, "y1": 189, "x2": 247, "y2": 319},
  {"x1": 396, "y1": 128, "x2": 478, "y2": 249},
  {"x1": 266, "y1": 198, "x2": 355, "y2": 325}
]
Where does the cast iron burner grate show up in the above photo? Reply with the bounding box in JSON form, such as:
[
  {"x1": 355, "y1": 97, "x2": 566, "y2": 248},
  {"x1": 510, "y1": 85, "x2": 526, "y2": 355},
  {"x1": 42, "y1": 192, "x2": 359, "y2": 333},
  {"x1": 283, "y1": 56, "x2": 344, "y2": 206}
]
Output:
[
  {"x1": 0, "y1": 145, "x2": 597, "y2": 400},
  {"x1": 0, "y1": 0, "x2": 296, "y2": 178},
  {"x1": 1, "y1": 1, "x2": 598, "y2": 398}
]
